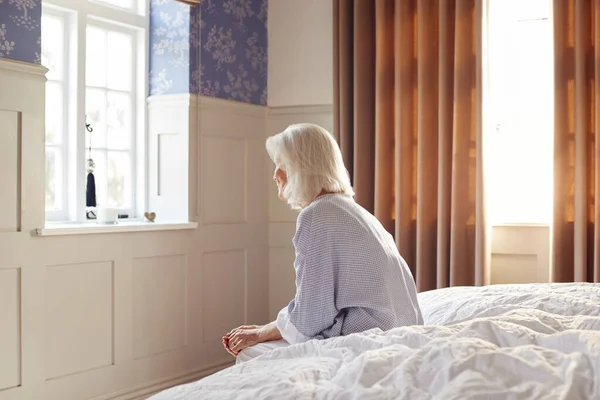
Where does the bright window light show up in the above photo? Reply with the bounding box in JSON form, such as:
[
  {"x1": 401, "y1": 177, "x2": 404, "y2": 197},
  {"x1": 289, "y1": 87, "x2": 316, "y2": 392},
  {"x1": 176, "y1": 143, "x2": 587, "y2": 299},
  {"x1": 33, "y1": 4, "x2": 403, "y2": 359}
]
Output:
[{"x1": 486, "y1": 0, "x2": 554, "y2": 225}]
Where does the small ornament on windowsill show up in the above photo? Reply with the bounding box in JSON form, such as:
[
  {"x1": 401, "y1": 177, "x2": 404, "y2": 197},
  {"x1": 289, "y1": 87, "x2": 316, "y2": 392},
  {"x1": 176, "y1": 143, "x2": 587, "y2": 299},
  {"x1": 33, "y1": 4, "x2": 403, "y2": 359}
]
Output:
[
  {"x1": 85, "y1": 117, "x2": 97, "y2": 219},
  {"x1": 144, "y1": 212, "x2": 156, "y2": 223}
]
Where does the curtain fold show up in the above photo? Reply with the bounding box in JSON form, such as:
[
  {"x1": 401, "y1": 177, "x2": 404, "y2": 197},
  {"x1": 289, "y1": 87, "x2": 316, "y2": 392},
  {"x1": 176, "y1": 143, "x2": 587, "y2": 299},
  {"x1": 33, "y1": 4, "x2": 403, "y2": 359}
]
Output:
[
  {"x1": 552, "y1": 0, "x2": 600, "y2": 283},
  {"x1": 333, "y1": 0, "x2": 489, "y2": 292}
]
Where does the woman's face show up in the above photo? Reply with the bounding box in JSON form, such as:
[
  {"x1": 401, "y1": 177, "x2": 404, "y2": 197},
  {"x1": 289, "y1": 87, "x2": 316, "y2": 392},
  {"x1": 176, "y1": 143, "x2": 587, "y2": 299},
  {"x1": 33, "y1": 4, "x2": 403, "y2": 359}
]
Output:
[{"x1": 273, "y1": 163, "x2": 288, "y2": 201}]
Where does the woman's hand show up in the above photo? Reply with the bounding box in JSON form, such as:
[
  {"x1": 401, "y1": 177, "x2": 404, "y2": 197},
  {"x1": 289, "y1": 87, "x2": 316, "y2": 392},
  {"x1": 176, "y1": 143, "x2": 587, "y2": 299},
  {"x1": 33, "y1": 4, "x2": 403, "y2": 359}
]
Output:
[
  {"x1": 222, "y1": 321, "x2": 283, "y2": 357},
  {"x1": 223, "y1": 325, "x2": 262, "y2": 356}
]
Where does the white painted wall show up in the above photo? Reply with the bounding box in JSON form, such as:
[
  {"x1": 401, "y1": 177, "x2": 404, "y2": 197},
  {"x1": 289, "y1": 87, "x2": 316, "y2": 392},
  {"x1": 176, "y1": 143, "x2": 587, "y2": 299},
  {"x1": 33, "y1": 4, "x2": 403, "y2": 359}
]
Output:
[
  {"x1": 0, "y1": 59, "x2": 269, "y2": 400},
  {"x1": 268, "y1": 0, "x2": 334, "y2": 107}
]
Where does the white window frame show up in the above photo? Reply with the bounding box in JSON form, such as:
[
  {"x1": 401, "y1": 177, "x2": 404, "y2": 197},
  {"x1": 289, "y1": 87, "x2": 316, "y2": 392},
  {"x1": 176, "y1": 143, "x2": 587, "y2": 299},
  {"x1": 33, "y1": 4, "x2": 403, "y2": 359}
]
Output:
[
  {"x1": 42, "y1": 0, "x2": 149, "y2": 223},
  {"x1": 43, "y1": 6, "x2": 71, "y2": 221}
]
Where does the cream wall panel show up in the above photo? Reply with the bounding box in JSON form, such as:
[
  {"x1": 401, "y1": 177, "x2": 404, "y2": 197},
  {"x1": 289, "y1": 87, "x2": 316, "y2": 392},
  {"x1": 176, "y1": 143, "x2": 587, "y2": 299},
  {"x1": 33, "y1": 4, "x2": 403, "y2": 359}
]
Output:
[
  {"x1": 157, "y1": 133, "x2": 180, "y2": 198},
  {"x1": 196, "y1": 96, "x2": 266, "y2": 224},
  {"x1": 132, "y1": 255, "x2": 187, "y2": 360},
  {"x1": 0, "y1": 60, "x2": 46, "y2": 232},
  {"x1": 267, "y1": 222, "x2": 297, "y2": 320},
  {"x1": 0, "y1": 58, "x2": 269, "y2": 399},
  {"x1": 202, "y1": 136, "x2": 247, "y2": 224},
  {"x1": 202, "y1": 250, "x2": 246, "y2": 342},
  {"x1": 268, "y1": 248, "x2": 296, "y2": 320},
  {"x1": 268, "y1": 0, "x2": 333, "y2": 106},
  {"x1": 147, "y1": 96, "x2": 192, "y2": 222},
  {"x1": 0, "y1": 267, "x2": 20, "y2": 391},
  {"x1": 44, "y1": 261, "x2": 114, "y2": 380},
  {"x1": 244, "y1": 246, "x2": 269, "y2": 327},
  {"x1": 0, "y1": 110, "x2": 21, "y2": 233},
  {"x1": 491, "y1": 254, "x2": 539, "y2": 284},
  {"x1": 268, "y1": 222, "x2": 296, "y2": 248},
  {"x1": 491, "y1": 225, "x2": 550, "y2": 283},
  {"x1": 198, "y1": 98, "x2": 266, "y2": 139}
]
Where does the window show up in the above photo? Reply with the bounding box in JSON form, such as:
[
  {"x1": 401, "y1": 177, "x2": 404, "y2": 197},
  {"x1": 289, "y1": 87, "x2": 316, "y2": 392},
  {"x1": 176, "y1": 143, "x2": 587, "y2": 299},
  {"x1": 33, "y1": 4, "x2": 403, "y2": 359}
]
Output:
[
  {"x1": 42, "y1": 0, "x2": 148, "y2": 222},
  {"x1": 42, "y1": 8, "x2": 68, "y2": 221},
  {"x1": 486, "y1": 0, "x2": 554, "y2": 225}
]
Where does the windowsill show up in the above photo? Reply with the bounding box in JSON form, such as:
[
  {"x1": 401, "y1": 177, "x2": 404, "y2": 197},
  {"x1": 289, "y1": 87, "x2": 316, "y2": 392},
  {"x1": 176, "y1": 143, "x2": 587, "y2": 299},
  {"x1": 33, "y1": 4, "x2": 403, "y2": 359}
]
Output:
[{"x1": 35, "y1": 220, "x2": 198, "y2": 236}]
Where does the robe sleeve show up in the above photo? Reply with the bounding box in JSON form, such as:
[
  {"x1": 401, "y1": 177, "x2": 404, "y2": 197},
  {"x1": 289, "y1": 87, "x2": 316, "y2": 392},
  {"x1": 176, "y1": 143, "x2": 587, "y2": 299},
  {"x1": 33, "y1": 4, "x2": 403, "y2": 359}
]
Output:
[{"x1": 276, "y1": 206, "x2": 338, "y2": 344}]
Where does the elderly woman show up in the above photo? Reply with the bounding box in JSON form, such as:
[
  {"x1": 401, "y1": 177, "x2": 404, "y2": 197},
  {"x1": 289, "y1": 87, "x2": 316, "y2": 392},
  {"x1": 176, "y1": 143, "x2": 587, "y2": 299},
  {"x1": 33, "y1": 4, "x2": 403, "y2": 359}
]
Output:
[{"x1": 223, "y1": 123, "x2": 423, "y2": 363}]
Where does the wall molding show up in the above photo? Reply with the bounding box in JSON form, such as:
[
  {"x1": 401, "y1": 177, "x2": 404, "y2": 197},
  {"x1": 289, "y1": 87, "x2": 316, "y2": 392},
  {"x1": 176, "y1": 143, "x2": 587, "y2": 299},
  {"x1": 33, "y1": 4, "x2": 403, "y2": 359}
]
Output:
[
  {"x1": 147, "y1": 94, "x2": 332, "y2": 118},
  {"x1": 195, "y1": 95, "x2": 267, "y2": 118},
  {"x1": 90, "y1": 362, "x2": 234, "y2": 400},
  {"x1": 0, "y1": 59, "x2": 48, "y2": 78},
  {"x1": 147, "y1": 94, "x2": 267, "y2": 118},
  {"x1": 147, "y1": 93, "x2": 193, "y2": 109},
  {"x1": 267, "y1": 104, "x2": 333, "y2": 116}
]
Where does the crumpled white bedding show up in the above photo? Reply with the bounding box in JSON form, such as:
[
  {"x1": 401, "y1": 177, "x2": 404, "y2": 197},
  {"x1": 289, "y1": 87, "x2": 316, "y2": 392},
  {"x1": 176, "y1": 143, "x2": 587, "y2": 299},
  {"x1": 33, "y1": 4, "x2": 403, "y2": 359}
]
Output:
[{"x1": 149, "y1": 283, "x2": 600, "y2": 400}]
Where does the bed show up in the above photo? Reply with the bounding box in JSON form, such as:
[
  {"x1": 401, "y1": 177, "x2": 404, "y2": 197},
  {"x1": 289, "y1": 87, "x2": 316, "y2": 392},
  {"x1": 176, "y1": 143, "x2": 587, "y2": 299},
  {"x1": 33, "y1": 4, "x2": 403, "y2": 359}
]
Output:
[{"x1": 149, "y1": 282, "x2": 600, "y2": 399}]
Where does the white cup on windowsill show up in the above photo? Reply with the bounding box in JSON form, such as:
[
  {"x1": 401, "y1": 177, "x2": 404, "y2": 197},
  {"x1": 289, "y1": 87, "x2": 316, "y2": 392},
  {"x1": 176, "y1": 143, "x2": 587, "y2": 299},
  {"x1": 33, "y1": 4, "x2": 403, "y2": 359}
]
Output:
[{"x1": 97, "y1": 207, "x2": 119, "y2": 225}]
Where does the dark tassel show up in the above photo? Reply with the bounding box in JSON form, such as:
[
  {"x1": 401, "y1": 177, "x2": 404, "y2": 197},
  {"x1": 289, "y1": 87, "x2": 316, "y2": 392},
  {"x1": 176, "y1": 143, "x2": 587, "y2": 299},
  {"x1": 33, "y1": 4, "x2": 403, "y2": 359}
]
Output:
[{"x1": 86, "y1": 172, "x2": 96, "y2": 207}]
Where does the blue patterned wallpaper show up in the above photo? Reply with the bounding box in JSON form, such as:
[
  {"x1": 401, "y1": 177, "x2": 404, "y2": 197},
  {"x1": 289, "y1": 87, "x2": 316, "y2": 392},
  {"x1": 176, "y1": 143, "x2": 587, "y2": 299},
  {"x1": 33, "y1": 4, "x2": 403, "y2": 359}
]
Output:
[
  {"x1": 0, "y1": 0, "x2": 42, "y2": 64},
  {"x1": 149, "y1": 0, "x2": 267, "y2": 106},
  {"x1": 149, "y1": 0, "x2": 198, "y2": 95},
  {"x1": 200, "y1": 0, "x2": 267, "y2": 105}
]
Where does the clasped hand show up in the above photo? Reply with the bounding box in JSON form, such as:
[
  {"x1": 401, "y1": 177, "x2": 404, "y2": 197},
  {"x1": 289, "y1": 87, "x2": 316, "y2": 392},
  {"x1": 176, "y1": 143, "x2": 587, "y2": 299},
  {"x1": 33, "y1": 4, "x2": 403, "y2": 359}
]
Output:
[{"x1": 222, "y1": 321, "x2": 282, "y2": 357}]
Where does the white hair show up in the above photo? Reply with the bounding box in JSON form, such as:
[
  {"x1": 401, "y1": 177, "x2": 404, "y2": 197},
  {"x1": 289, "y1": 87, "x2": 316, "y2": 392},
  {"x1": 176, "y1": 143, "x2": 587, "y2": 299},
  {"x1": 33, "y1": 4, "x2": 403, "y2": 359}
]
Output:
[{"x1": 266, "y1": 123, "x2": 354, "y2": 210}]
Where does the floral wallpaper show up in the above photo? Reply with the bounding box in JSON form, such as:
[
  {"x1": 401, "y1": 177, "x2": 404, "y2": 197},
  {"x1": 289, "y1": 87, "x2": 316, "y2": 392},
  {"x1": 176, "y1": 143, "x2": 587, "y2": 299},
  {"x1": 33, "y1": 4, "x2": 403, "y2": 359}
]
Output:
[
  {"x1": 149, "y1": 0, "x2": 197, "y2": 95},
  {"x1": 200, "y1": 0, "x2": 267, "y2": 105},
  {"x1": 149, "y1": 0, "x2": 268, "y2": 106},
  {"x1": 0, "y1": 0, "x2": 42, "y2": 64}
]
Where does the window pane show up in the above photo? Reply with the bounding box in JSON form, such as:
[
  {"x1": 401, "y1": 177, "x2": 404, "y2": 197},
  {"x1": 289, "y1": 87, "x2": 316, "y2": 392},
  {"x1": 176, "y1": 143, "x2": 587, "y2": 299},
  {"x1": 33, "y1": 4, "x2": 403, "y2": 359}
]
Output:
[
  {"x1": 107, "y1": 31, "x2": 133, "y2": 91},
  {"x1": 86, "y1": 88, "x2": 108, "y2": 148},
  {"x1": 41, "y1": 13, "x2": 64, "y2": 81},
  {"x1": 86, "y1": 26, "x2": 107, "y2": 87},
  {"x1": 45, "y1": 147, "x2": 64, "y2": 212},
  {"x1": 107, "y1": 91, "x2": 132, "y2": 150},
  {"x1": 107, "y1": 151, "x2": 131, "y2": 208},
  {"x1": 45, "y1": 82, "x2": 64, "y2": 144}
]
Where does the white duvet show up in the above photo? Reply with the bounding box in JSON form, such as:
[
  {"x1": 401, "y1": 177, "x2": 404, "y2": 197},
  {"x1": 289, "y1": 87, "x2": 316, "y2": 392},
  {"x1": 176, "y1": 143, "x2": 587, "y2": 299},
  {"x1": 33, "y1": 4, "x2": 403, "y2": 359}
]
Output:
[{"x1": 150, "y1": 283, "x2": 600, "y2": 400}]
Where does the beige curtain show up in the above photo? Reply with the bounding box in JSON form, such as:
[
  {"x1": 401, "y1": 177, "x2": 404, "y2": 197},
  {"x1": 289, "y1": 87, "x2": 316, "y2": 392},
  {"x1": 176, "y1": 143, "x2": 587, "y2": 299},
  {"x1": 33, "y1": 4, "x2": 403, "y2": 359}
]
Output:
[
  {"x1": 333, "y1": 0, "x2": 489, "y2": 292},
  {"x1": 553, "y1": 0, "x2": 600, "y2": 283}
]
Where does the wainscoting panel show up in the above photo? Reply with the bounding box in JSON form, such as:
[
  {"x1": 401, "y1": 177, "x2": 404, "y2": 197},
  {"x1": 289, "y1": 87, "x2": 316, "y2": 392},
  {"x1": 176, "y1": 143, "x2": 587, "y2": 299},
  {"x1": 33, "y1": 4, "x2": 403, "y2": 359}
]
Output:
[
  {"x1": 491, "y1": 253, "x2": 539, "y2": 284},
  {"x1": 44, "y1": 261, "x2": 114, "y2": 380},
  {"x1": 202, "y1": 250, "x2": 247, "y2": 343},
  {"x1": 0, "y1": 267, "x2": 20, "y2": 391},
  {"x1": 0, "y1": 109, "x2": 21, "y2": 233},
  {"x1": 132, "y1": 255, "x2": 187, "y2": 360},
  {"x1": 490, "y1": 225, "x2": 550, "y2": 284},
  {"x1": 268, "y1": 247, "x2": 296, "y2": 321},
  {"x1": 202, "y1": 136, "x2": 247, "y2": 225},
  {"x1": 157, "y1": 133, "x2": 179, "y2": 198},
  {"x1": 147, "y1": 95, "x2": 192, "y2": 222},
  {"x1": 0, "y1": 56, "x2": 268, "y2": 399}
]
